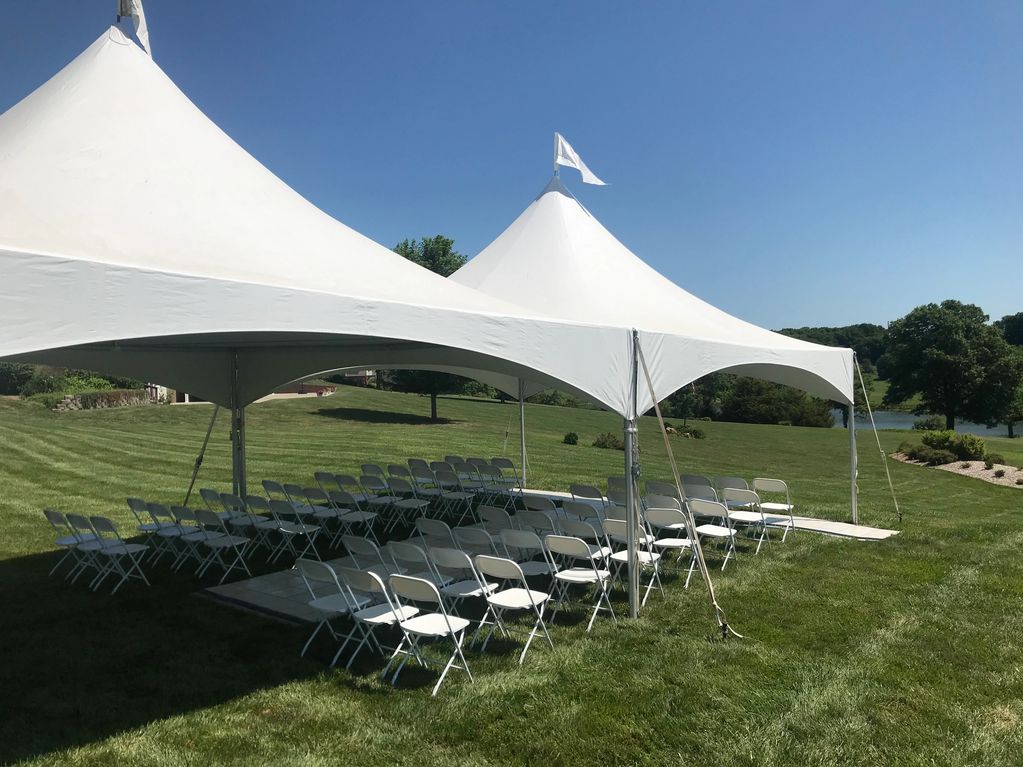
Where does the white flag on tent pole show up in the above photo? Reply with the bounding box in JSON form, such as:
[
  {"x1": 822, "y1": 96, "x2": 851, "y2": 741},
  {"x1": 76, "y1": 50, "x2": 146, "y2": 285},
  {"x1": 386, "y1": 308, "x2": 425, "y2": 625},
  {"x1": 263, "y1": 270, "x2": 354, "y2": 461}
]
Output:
[
  {"x1": 553, "y1": 132, "x2": 606, "y2": 185},
  {"x1": 118, "y1": 0, "x2": 152, "y2": 57}
]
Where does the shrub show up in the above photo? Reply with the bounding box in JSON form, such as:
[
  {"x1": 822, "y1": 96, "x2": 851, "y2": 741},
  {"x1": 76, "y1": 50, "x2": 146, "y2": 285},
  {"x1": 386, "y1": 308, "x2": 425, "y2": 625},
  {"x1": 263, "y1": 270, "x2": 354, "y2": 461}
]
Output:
[
  {"x1": 913, "y1": 415, "x2": 945, "y2": 431},
  {"x1": 903, "y1": 444, "x2": 955, "y2": 465},
  {"x1": 987, "y1": 453, "x2": 1005, "y2": 466},
  {"x1": 960, "y1": 462, "x2": 971, "y2": 469},
  {"x1": 680, "y1": 426, "x2": 706, "y2": 439},
  {"x1": 26, "y1": 392, "x2": 64, "y2": 409},
  {"x1": 984, "y1": 460, "x2": 994, "y2": 471},
  {"x1": 920, "y1": 431, "x2": 986, "y2": 461},
  {"x1": 19, "y1": 371, "x2": 62, "y2": 396},
  {"x1": 0, "y1": 362, "x2": 34, "y2": 395},
  {"x1": 1016, "y1": 479, "x2": 1023, "y2": 486},
  {"x1": 592, "y1": 432, "x2": 624, "y2": 450},
  {"x1": 994, "y1": 469, "x2": 1005, "y2": 478},
  {"x1": 562, "y1": 432, "x2": 579, "y2": 445},
  {"x1": 60, "y1": 374, "x2": 114, "y2": 394}
]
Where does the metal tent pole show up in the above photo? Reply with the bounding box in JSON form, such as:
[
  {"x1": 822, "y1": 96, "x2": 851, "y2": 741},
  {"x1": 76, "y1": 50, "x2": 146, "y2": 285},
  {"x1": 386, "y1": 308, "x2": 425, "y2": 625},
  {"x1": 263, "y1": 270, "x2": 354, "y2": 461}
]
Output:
[
  {"x1": 518, "y1": 378, "x2": 527, "y2": 487},
  {"x1": 624, "y1": 330, "x2": 640, "y2": 619},
  {"x1": 230, "y1": 350, "x2": 246, "y2": 497},
  {"x1": 850, "y1": 401, "x2": 858, "y2": 525}
]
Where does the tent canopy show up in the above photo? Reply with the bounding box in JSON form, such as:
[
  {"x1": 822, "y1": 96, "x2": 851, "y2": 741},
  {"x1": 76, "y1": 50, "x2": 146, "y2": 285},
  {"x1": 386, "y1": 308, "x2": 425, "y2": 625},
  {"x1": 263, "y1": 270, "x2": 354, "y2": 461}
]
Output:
[
  {"x1": 0, "y1": 27, "x2": 635, "y2": 413},
  {"x1": 450, "y1": 176, "x2": 854, "y2": 407}
]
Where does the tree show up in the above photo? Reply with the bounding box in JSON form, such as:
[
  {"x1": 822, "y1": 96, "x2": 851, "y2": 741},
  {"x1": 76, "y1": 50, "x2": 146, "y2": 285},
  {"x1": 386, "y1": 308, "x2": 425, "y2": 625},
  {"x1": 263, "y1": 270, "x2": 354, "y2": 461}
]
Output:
[
  {"x1": 839, "y1": 369, "x2": 875, "y2": 428},
  {"x1": 985, "y1": 348, "x2": 1023, "y2": 438},
  {"x1": 393, "y1": 235, "x2": 467, "y2": 277},
  {"x1": 386, "y1": 235, "x2": 470, "y2": 420},
  {"x1": 883, "y1": 300, "x2": 1023, "y2": 430},
  {"x1": 719, "y1": 377, "x2": 835, "y2": 428},
  {"x1": 778, "y1": 323, "x2": 886, "y2": 367},
  {"x1": 0, "y1": 362, "x2": 33, "y2": 395},
  {"x1": 995, "y1": 312, "x2": 1023, "y2": 347}
]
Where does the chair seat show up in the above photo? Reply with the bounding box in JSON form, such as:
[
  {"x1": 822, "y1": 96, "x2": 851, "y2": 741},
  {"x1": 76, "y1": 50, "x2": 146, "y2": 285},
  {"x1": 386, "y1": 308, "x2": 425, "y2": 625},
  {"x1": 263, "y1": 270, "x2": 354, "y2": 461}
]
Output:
[
  {"x1": 355, "y1": 602, "x2": 418, "y2": 625},
  {"x1": 728, "y1": 511, "x2": 763, "y2": 524},
  {"x1": 695, "y1": 524, "x2": 736, "y2": 538},
  {"x1": 402, "y1": 569, "x2": 452, "y2": 588},
  {"x1": 487, "y1": 587, "x2": 550, "y2": 610},
  {"x1": 395, "y1": 499, "x2": 430, "y2": 510},
  {"x1": 653, "y1": 537, "x2": 692, "y2": 549},
  {"x1": 442, "y1": 579, "x2": 498, "y2": 599},
  {"x1": 100, "y1": 542, "x2": 148, "y2": 556},
  {"x1": 340, "y1": 510, "x2": 377, "y2": 524},
  {"x1": 230, "y1": 515, "x2": 270, "y2": 527},
  {"x1": 280, "y1": 521, "x2": 319, "y2": 535},
  {"x1": 138, "y1": 522, "x2": 173, "y2": 533},
  {"x1": 761, "y1": 502, "x2": 794, "y2": 513},
  {"x1": 400, "y1": 612, "x2": 471, "y2": 637},
  {"x1": 309, "y1": 593, "x2": 367, "y2": 615},
  {"x1": 764, "y1": 514, "x2": 794, "y2": 527},
  {"x1": 203, "y1": 534, "x2": 249, "y2": 549},
  {"x1": 367, "y1": 496, "x2": 399, "y2": 506},
  {"x1": 312, "y1": 508, "x2": 344, "y2": 520},
  {"x1": 157, "y1": 525, "x2": 197, "y2": 538},
  {"x1": 181, "y1": 530, "x2": 225, "y2": 544},
  {"x1": 55, "y1": 534, "x2": 88, "y2": 547},
  {"x1": 610, "y1": 550, "x2": 661, "y2": 565},
  {"x1": 554, "y1": 567, "x2": 611, "y2": 584},
  {"x1": 518, "y1": 560, "x2": 554, "y2": 577}
]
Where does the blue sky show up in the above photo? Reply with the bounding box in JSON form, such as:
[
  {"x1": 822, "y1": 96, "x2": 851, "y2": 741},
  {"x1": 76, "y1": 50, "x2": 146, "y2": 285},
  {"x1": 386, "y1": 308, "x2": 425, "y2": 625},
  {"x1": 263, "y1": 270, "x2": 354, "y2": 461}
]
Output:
[{"x1": 2, "y1": 1, "x2": 1020, "y2": 329}]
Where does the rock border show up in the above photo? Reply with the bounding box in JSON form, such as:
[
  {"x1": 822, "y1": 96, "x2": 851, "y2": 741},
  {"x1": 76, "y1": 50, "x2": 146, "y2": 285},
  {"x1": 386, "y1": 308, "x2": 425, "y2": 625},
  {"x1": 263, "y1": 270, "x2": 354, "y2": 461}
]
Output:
[{"x1": 892, "y1": 453, "x2": 1023, "y2": 489}]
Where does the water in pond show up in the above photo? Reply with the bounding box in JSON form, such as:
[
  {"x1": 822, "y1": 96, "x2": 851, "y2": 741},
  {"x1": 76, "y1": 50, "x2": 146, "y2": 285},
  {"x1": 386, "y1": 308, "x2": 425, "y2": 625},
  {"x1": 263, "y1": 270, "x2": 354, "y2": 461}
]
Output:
[{"x1": 831, "y1": 409, "x2": 1018, "y2": 438}]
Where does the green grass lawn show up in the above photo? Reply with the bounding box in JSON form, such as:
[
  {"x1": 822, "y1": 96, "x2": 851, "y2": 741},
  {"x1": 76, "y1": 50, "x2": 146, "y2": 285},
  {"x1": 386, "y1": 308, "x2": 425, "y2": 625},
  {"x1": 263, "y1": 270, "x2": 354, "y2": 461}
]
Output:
[{"x1": 2, "y1": 387, "x2": 1022, "y2": 766}]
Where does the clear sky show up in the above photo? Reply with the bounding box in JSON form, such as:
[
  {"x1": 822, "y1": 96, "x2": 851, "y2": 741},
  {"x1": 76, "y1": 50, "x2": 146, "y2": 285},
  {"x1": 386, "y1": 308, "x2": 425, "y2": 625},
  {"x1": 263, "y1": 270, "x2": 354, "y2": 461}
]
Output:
[{"x1": 2, "y1": 1, "x2": 1020, "y2": 329}]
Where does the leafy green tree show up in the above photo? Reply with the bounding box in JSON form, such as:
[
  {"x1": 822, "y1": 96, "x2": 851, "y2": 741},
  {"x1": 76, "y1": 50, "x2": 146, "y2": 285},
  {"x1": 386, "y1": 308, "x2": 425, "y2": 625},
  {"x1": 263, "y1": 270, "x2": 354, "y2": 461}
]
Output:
[
  {"x1": 719, "y1": 377, "x2": 835, "y2": 428},
  {"x1": 0, "y1": 362, "x2": 33, "y2": 395},
  {"x1": 883, "y1": 300, "x2": 1023, "y2": 430},
  {"x1": 995, "y1": 312, "x2": 1023, "y2": 347},
  {"x1": 778, "y1": 323, "x2": 886, "y2": 367},
  {"x1": 386, "y1": 235, "x2": 470, "y2": 419},
  {"x1": 986, "y1": 348, "x2": 1023, "y2": 438},
  {"x1": 393, "y1": 235, "x2": 467, "y2": 277}
]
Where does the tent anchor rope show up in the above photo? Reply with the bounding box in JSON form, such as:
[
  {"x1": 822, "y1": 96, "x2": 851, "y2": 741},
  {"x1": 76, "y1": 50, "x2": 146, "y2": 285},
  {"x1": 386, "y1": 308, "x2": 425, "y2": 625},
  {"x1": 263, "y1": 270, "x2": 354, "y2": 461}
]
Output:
[
  {"x1": 634, "y1": 339, "x2": 743, "y2": 640},
  {"x1": 856, "y1": 358, "x2": 902, "y2": 523},
  {"x1": 182, "y1": 403, "x2": 220, "y2": 507}
]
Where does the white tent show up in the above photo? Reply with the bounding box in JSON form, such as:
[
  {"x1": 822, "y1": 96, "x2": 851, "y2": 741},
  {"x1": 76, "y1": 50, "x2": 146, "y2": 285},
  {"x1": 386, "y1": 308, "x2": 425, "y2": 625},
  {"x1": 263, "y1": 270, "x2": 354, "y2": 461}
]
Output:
[{"x1": 0, "y1": 27, "x2": 641, "y2": 494}]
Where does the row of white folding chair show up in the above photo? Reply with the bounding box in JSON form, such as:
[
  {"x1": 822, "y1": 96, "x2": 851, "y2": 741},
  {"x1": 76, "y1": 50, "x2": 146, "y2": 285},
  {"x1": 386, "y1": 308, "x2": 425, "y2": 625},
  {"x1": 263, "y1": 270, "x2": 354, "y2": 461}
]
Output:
[
  {"x1": 198, "y1": 489, "x2": 322, "y2": 563},
  {"x1": 44, "y1": 509, "x2": 150, "y2": 593},
  {"x1": 264, "y1": 480, "x2": 379, "y2": 545}
]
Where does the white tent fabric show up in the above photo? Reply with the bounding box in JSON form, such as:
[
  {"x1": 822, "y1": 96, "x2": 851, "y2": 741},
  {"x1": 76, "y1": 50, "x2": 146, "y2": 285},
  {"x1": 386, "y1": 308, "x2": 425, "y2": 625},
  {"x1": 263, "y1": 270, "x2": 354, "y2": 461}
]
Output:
[
  {"x1": 0, "y1": 27, "x2": 634, "y2": 412},
  {"x1": 452, "y1": 176, "x2": 855, "y2": 408}
]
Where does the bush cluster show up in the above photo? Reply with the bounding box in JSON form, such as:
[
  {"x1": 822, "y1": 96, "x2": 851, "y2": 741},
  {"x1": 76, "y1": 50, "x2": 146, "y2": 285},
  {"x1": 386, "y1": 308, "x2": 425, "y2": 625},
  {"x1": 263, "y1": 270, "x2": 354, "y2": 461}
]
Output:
[
  {"x1": 562, "y1": 432, "x2": 579, "y2": 445},
  {"x1": 920, "y1": 431, "x2": 986, "y2": 461},
  {"x1": 994, "y1": 469, "x2": 1005, "y2": 478},
  {"x1": 912, "y1": 415, "x2": 945, "y2": 431},
  {"x1": 898, "y1": 441, "x2": 956, "y2": 466},
  {"x1": 592, "y1": 432, "x2": 624, "y2": 450},
  {"x1": 987, "y1": 453, "x2": 1005, "y2": 465}
]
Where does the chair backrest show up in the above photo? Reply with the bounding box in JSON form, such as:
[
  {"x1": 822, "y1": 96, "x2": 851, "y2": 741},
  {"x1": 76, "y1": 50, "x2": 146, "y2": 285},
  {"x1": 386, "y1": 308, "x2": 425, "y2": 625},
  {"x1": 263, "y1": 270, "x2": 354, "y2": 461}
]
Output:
[
  {"x1": 66, "y1": 512, "x2": 96, "y2": 538},
  {"x1": 753, "y1": 477, "x2": 790, "y2": 496},
  {"x1": 474, "y1": 554, "x2": 526, "y2": 582},
  {"x1": 341, "y1": 535, "x2": 384, "y2": 566},
  {"x1": 523, "y1": 495, "x2": 557, "y2": 513},
  {"x1": 263, "y1": 479, "x2": 287, "y2": 498},
  {"x1": 570, "y1": 484, "x2": 605, "y2": 505},
  {"x1": 296, "y1": 558, "x2": 345, "y2": 599},
  {"x1": 715, "y1": 476, "x2": 749, "y2": 492},
  {"x1": 557, "y1": 517, "x2": 603, "y2": 542},
  {"x1": 645, "y1": 493, "x2": 682, "y2": 511},
  {"x1": 443, "y1": 455, "x2": 465, "y2": 466},
  {"x1": 282, "y1": 483, "x2": 307, "y2": 503},
  {"x1": 478, "y1": 505, "x2": 513, "y2": 531},
  {"x1": 722, "y1": 488, "x2": 761, "y2": 510},
  {"x1": 312, "y1": 472, "x2": 337, "y2": 493},
  {"x1": 687, "y1": 498, "x2": 731, "y2": 524},
  {"x1": 604, "y1": 504, "x2": 627, "y2": 521},
  {"x1": 416, "y1": 517, "x2": 454, "y2": 545},
  {"x1": 645, "y1": 506, "x2": 687, "y2": 531},
  {"x1": 360, "y1": 475, "x2": 388, "y2": 493},
  {"x1": 328, "y1": 490, "x2": 357, "y2": 508},
  {"x1": 562, "y1": 500, "x2": 597, "y2": 520},
  {"x1": 337, "y1": 565, "x2": 389, "y2": 600},
  {"x1": 683, "y1": 483, "x2": 717, "y2": 502},
  {"x1": 428, "y1": 545, "x2": 475, "y2": 573},
  {"x1": 453, "y1": 526, "x2": 495, "y2": 552},
  {"x1": 171, "y1": 505, "x2": 197, "y2": 525},
  {"x1": 387, "y1": 464, "x2": 411, "y2": 479},
  {"x1": 44, "y1": 507, "x2": 69, "y2": 532},
  {"x1": 388, "y1": 477, "x2": 415, "y2": 495},
  {"x1": 195, "y1": 507, "x2": 227, "y2": 531},
  {"x1": 361, "y1": 463, "x2": 385, "y2": 477},
  {"x1": 411, "y1": 466, "x2": 436, "y2": 484},
  {"x1": 219, "y1": 493, "x2": 246, "y2": 516},
  {"x1": 453, "y1": 461, "x2": 479, "y2": 477},
  {"x1": 544, "y1": 534, "x2": 592, "y2": 560},
  {"x1": 268, "y1": 499, "x2": 296, "y2": 521},
  {"x1": 389, "y1": 541, "x2": 431, "y2": 570},
  {"x1": 607, "y1": 476, "x2": 627, "y2": 492},
  {"x1": 407, "y1": 458, "x2": 429, "y2": 471},
  {"x1": 646, "y1": 480, "x2": 680, "y2": 498},
  {"x1": 430, "y1": 461, "x2": 453, "y2": 473},
  {"x1": 499, "y1": 528, "x2": 544, "y2": 558},
  {"x1": 126, "y1": 497, "x2": 148, "y2": 523},
  {"x1": 146, "y1": 501, "x2": 174, "y2": 524},
  {"x1": 244, "y1": 494, "x2": 270, "y2": 514},
  {"x1": 388, "y1": 574, "x2": 444, "y2": 607},
  {"x1": 601, "y1": 518, "x2": 631, "y2": 544},
  {"x1": 199, "y1": 487, "x2": 222, "y2": 509},
  {"x1": 467, "y1": 457, "x2": 489, "y2": 467},
  {"x1": 490, "y1": 457, "x2": 515, "y2": 472},
  {"x1": 517, "y1": 510, "x2": 556, "y2": 534},
  {"x1": 433, "y1": 470, "x2": 460, "y2": 490},
  {"x1": 304, "y1": 487, "x2": 329, "y2": 506},
  {"x1": 477, "y1": 465, "x2": 502, "y2": 483},
  {"x1": 607, "y1": 489, "x2": 627, "y2": 507},
  {"x1": 89, "y1": 515, "x2": 120, "y2": 539}
]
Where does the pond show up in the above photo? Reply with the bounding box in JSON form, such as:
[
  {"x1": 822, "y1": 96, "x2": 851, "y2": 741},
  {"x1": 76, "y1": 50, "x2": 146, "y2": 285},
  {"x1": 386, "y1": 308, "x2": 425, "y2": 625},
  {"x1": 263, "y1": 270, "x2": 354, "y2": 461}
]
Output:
[{"x1": 831, "y1": 409, "x2": 1018, "y2": 437}]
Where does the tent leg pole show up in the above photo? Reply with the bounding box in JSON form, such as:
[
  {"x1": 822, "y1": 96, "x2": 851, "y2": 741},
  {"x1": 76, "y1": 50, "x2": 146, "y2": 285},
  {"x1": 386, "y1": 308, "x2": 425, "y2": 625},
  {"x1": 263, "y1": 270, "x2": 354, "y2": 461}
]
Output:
[
  {"x1": 518, "y1": 379, "x2": 527, "y2": 488},
  {"x1": 624, "y1": 416, "x2": 639, "y2": 620},
  {"x1": 850, "y1": 406, "x2": 858, "y2": 525},
  {"x1": 183, "y1": 404, "x2": 220, "y2": 506},
  {"x1": 230, "y1": 350, "x2": 246, "y2": 498}
]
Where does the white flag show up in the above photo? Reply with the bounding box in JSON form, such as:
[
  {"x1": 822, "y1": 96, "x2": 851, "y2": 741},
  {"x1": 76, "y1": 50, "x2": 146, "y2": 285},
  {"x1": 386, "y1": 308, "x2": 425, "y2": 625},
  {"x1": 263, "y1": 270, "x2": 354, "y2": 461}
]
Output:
[
  {"x1": 554, "y1": 132, "x2": 606, "y2": 185},
  {"x1": 118, "y1": 0, "x2": 152, "y2": 57}
]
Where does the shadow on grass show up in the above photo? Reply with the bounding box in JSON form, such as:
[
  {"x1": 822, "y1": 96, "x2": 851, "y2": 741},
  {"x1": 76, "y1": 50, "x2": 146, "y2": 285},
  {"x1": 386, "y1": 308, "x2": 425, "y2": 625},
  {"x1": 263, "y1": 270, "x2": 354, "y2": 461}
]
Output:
[
  {"x1": 0, "y1": 548, "x2": 320, "y2": 765},
  {"x1": 313, "y1": 407, "x2": 458, "y2": 426}
]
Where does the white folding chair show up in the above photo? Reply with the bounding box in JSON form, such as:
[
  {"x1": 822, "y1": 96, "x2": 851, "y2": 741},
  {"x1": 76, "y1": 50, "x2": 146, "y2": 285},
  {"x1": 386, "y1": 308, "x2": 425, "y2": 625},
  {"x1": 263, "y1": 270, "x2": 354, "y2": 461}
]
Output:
[
  {"x1": 722, "y1": 488, "x2": 769, "y2": 554},
  {"x1": 389, "y1": 541, "x2": 451, "y2": 588},
  {"x1": 190, "y1": 508, "x2": 252, "y2": 583},
  {"x1": 715, "y1": 476, "x2": 749, "y2": 495},
  {"x1": 753, "y1": 478, "x2": 796, "y2": 541},
  {"x1": 361, "y1": 463, "x2": 386, "y2": 477},
  {"x1": 478, "y1": 504, "x2": 515, "y2": 533},
  {"x1": 416, "y1": 517, "x2": 456, "y2": 549},
  {"x1": 570, "y1": 483, "x2": 606, "y2": 511},
  {"x1": 433, "y1": 471, "x2": 474, "y2": 525},
  {"x1": 602, "y1": 518, "x2": 663, "y2": 605},
  {"x1": 88, "y1": 516, "x2": 150, "y2": 594},
  {"x1": 516, "y1": 509, "x2": 558, "y2": 537},
  {"x1": 146, "y1": 501, "x2": 193, "y2": 565},
  {"x1": 498, "y1": 529, "x2": 555, "y2": 577},
  {"x1": 523, "y1": 494, "x2": 560, "y2": 519},
  {"x1": 545, "y1": 534, "x2": 616, "y2": 632},
  {"x1": 429, "y1": 546, "x2": 498, "y2": 615},
  {"x1": 383, "y1": 574, "x2": 473, "y2": 696},
  {"x1": 452, "y1": 526, "x2": 497, "y2": 557},
  {"x1": 387, "y1": 477, "x2": 432, "y2": 528},
  {"x1": 43, "y1": 508, "x2": 93, "y2": 577},
  {"x1": 687, "y1": 499, "x2": 738, "y2": 570},
  {"x1": 336, "y1": 566, "x2": 419, "y2": 669},
  {"x1": 263, "y1": 497, "x2": 321, "y2": 561},
  {"x1": 644, "y1": 506, "x2": 698, "y2": 588},
  {"x1": 647, "y1": 479, "x2": 681, "y2": 499},
  {"x1": 680, "y1": 474, "x2": 712, "y2": 488},
  {"x1": 341, "y1": 534, "x2": 393, "y2": 577},
  {"x1": 472, "y1": 555, "x2": 554, "y2": 664},
  {"x1": 295, "y1": 558, "x2": 371, "y2": 665},
  {"x1": 328, "y1": 490, "x2": 380, "y2": 544},
  {"x1": 555, "y1": 518, "x2": 612, "y2": 562}
]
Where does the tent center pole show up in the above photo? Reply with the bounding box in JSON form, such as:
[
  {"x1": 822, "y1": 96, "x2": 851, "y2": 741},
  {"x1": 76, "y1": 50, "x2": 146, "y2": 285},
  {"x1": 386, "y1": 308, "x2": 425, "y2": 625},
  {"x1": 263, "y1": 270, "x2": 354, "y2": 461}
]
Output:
[
  {"x1": 623, "y1": 416, "x2": 640, "y2": 619},
  {"x1": 518, "y1": 378, "x2": 527, "y2": 488},
  {"x1": 230, "y1": 350, "x2": 246, "y2": 497},
  {"x1": 850, "y1": 402, "x2": 858, "y2": 525}
]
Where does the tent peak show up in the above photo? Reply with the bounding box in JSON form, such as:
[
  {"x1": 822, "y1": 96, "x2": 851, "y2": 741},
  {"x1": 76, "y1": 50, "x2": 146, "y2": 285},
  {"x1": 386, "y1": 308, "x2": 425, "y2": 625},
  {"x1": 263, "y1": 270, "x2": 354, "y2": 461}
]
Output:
[{"x1": 534, "y1": 175, "x2": 594, "y2": 218}]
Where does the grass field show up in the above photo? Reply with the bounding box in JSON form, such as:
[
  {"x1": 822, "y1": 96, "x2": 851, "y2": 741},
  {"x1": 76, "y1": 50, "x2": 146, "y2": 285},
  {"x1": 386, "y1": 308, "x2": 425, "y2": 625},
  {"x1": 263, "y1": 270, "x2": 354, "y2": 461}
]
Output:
[{"x1": 2, "y1": 386, "x2": 1022, "y2": 766}]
